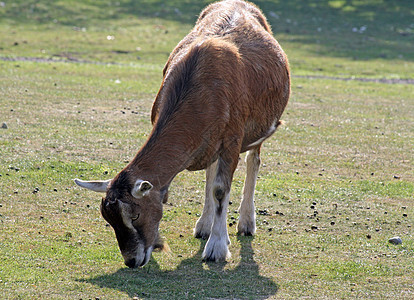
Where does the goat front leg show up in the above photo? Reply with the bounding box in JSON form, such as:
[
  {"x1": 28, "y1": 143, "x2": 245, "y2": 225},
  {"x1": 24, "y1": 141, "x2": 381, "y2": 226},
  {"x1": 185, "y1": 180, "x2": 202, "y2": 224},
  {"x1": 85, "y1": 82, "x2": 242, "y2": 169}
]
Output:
[
  {"x1": 194, "y1": 160, "x2": 218, "y2": 239},
  {"x1": 238, "y1": 147, "x2": 261, "y2": 236},
  {"x1": 202, "y1": 153, "x2": 238, "y2": 262}
]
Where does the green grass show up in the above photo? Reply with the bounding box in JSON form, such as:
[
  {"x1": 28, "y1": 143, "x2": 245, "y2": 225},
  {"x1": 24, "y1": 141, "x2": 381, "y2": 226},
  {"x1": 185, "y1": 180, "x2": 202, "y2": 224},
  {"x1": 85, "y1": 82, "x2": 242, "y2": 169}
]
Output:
[{"x1": 1, "y1": 0, "x2": 413, "y2": 299}]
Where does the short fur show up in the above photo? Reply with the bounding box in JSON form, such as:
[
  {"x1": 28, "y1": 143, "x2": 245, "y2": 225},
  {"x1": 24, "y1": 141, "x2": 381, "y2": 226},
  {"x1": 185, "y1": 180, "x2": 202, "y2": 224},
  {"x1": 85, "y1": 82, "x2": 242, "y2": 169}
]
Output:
[{"x1": 77, "y1": 0, "x2": 290, "y2": 267}]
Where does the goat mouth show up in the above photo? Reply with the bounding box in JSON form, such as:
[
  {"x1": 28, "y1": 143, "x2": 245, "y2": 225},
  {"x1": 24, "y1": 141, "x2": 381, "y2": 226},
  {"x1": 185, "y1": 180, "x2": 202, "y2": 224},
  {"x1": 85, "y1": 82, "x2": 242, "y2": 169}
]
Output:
[{"x1": 124, "y1": 246, "x2": 153, "y2": 268}]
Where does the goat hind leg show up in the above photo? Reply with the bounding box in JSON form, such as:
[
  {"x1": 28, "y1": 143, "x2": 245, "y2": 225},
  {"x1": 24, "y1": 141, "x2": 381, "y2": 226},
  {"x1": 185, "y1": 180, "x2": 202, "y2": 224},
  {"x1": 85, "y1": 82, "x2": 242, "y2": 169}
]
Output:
[{"x1": 237, "y1": 147, "x2": 261, "y2": 236}]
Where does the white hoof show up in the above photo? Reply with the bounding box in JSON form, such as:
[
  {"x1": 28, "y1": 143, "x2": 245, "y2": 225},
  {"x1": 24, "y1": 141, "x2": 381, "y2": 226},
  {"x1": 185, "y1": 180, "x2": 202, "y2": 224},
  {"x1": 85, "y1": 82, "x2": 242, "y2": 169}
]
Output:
[{"x1": 202, "y1": 235, "x2": 231, "y2": 262}]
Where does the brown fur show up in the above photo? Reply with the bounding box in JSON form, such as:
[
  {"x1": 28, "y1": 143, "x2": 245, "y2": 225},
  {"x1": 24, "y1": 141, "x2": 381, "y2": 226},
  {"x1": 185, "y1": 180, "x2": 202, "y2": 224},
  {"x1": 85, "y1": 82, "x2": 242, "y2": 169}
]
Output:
[
  {"x1": 97, "y1": 0, "x2": 289, "y2": 267},
  {"x1": 135, "y1": 0, "x2": 289, "y2": 181}
]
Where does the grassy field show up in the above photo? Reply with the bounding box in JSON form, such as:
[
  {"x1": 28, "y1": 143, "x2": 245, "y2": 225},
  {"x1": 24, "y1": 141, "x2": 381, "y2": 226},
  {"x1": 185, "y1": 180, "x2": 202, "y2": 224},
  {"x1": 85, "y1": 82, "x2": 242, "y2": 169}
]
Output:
[{"x1": 1, "y1": 0, "x2": 413, "y2": 299}]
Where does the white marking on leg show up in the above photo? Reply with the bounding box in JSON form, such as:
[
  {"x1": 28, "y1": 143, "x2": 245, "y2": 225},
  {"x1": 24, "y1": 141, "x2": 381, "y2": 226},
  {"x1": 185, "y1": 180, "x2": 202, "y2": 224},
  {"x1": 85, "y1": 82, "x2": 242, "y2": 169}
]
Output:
[
  {"x1": 202, "y1": 153, "x2": 239, "y2": 261},
  {"x1": 238, "y1": 148, "x2": 261, "y2": 236},
  {"x1": 194, "y1": 161, "x2": 218, "y2": 239},
  {"x1": 202, "y1": 185, "x2": 231, "y2": 262}
]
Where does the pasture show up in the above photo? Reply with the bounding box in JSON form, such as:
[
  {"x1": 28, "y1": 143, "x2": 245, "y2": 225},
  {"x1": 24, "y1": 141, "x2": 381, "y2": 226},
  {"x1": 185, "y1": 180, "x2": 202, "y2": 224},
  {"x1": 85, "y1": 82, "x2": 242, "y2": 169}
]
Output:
[{"x1": 0, "y1": 0, "x2": 413, "y2": 299}]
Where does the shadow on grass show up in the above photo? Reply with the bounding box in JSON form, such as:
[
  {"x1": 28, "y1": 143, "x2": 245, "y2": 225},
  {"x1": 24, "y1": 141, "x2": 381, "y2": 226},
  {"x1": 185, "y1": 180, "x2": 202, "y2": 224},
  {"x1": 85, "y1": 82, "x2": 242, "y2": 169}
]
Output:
[{"x1": 80, "y1": 236, "x2": 278, "y2": 299}]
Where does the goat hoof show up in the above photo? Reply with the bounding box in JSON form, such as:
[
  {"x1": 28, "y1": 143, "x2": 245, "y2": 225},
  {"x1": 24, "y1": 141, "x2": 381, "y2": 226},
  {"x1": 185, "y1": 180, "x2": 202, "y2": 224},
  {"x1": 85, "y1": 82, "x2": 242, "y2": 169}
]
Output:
[
  {"x1": 238, "y1": 231, "x2": 254, "y2": 236},
  {"x1": 194, "y1": 231, "x2": 210, "y2": 240},
  {"x1": 194, "y1": 217, "x2": 212, "y2": 240},
  {"x1": 202, "y1": 250, "x2": 229, "y2": 262},
  {"x1": 237, "y1": 222, "x2": 256, "y2": 236},
  {"x1": 202, "y1": 236, "x2": 230, "y2": 262}
]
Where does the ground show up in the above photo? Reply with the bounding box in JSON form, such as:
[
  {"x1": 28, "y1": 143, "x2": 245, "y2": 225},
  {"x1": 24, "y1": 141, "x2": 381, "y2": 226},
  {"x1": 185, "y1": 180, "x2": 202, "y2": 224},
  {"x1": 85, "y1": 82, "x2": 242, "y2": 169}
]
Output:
[{"x1": 0, "y1": 0, "x2": 413, "y2": 299}]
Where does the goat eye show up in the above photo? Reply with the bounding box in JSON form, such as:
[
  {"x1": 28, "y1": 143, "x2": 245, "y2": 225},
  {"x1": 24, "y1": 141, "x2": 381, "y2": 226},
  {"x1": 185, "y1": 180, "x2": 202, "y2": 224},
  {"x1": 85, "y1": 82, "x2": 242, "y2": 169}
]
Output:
[{"x1": 131, "y1": 214, "x2": 140, "y2": 221}]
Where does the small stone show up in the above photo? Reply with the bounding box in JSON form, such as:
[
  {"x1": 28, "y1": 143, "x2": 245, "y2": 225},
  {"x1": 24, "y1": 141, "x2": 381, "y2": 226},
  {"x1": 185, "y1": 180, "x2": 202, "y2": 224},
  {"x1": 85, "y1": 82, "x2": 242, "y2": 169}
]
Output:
[
  {"x1": 388, "y1": 237, "x2": 402, "y2": 245},
  {"x1": 1, "y1": 122, "x2": 7, "y2": 129}
]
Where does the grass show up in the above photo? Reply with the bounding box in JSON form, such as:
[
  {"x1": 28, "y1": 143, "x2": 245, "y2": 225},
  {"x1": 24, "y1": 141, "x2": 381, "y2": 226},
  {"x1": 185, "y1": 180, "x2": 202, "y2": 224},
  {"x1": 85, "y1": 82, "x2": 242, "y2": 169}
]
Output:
[{"x1": 0, "y1": 0, "x2": 413, "y2": 299}]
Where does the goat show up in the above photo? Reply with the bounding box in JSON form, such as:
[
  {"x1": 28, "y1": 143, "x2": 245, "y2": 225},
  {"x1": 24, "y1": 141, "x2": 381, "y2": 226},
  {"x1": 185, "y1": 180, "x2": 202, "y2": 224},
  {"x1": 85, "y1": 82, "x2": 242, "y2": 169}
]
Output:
[{"x1": 75, "y1": 0, "x2": 290, "y2": 268}]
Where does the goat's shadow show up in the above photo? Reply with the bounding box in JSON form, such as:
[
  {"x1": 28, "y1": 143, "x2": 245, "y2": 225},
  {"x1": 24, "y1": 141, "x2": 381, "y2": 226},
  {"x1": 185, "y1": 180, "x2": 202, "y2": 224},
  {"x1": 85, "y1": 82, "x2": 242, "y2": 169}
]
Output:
[{"x1": 80, "y1": 236, "x2": 278, "y2": 299}]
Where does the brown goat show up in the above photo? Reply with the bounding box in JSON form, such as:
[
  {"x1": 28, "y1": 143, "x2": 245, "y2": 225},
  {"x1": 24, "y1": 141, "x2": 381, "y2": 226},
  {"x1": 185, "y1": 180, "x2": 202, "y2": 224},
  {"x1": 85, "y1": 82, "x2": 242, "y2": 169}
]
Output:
[{"x1": 75, "y1": 0, "x2": 290, "y2": 268}]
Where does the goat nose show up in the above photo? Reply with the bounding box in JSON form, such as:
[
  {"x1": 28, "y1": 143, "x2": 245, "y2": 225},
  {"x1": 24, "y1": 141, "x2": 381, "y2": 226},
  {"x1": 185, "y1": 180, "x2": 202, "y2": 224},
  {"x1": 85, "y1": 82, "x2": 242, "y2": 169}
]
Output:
[{"x1": 125, "y1": 258, "x2": 137, "y2": 268}]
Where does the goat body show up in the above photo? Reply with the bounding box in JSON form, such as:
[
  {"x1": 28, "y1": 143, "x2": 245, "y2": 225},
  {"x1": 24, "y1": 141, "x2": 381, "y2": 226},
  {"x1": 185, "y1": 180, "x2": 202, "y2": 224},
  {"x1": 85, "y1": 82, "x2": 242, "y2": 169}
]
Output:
[{"x1": 75, "y1": 0, "x2": 290, "y2": 267}]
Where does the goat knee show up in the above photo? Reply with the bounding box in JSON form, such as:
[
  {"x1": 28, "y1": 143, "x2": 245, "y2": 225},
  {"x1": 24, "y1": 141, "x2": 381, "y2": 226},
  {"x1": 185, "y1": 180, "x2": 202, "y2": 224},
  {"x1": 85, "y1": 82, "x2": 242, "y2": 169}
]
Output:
[{"x1": 214, "y1": 187, "x2": 225, "y2": 201}]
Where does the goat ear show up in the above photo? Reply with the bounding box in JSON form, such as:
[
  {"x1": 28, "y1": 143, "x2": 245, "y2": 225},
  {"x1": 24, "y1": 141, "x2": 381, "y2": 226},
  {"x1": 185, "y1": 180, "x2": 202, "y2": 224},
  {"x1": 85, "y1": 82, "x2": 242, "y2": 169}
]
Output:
[
  {"x1": 131, "y1": 179, "x2": 153, "y2": 199},
  {"x1": 74, "y1": 178, "x2": 111, "y2": 192}
]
